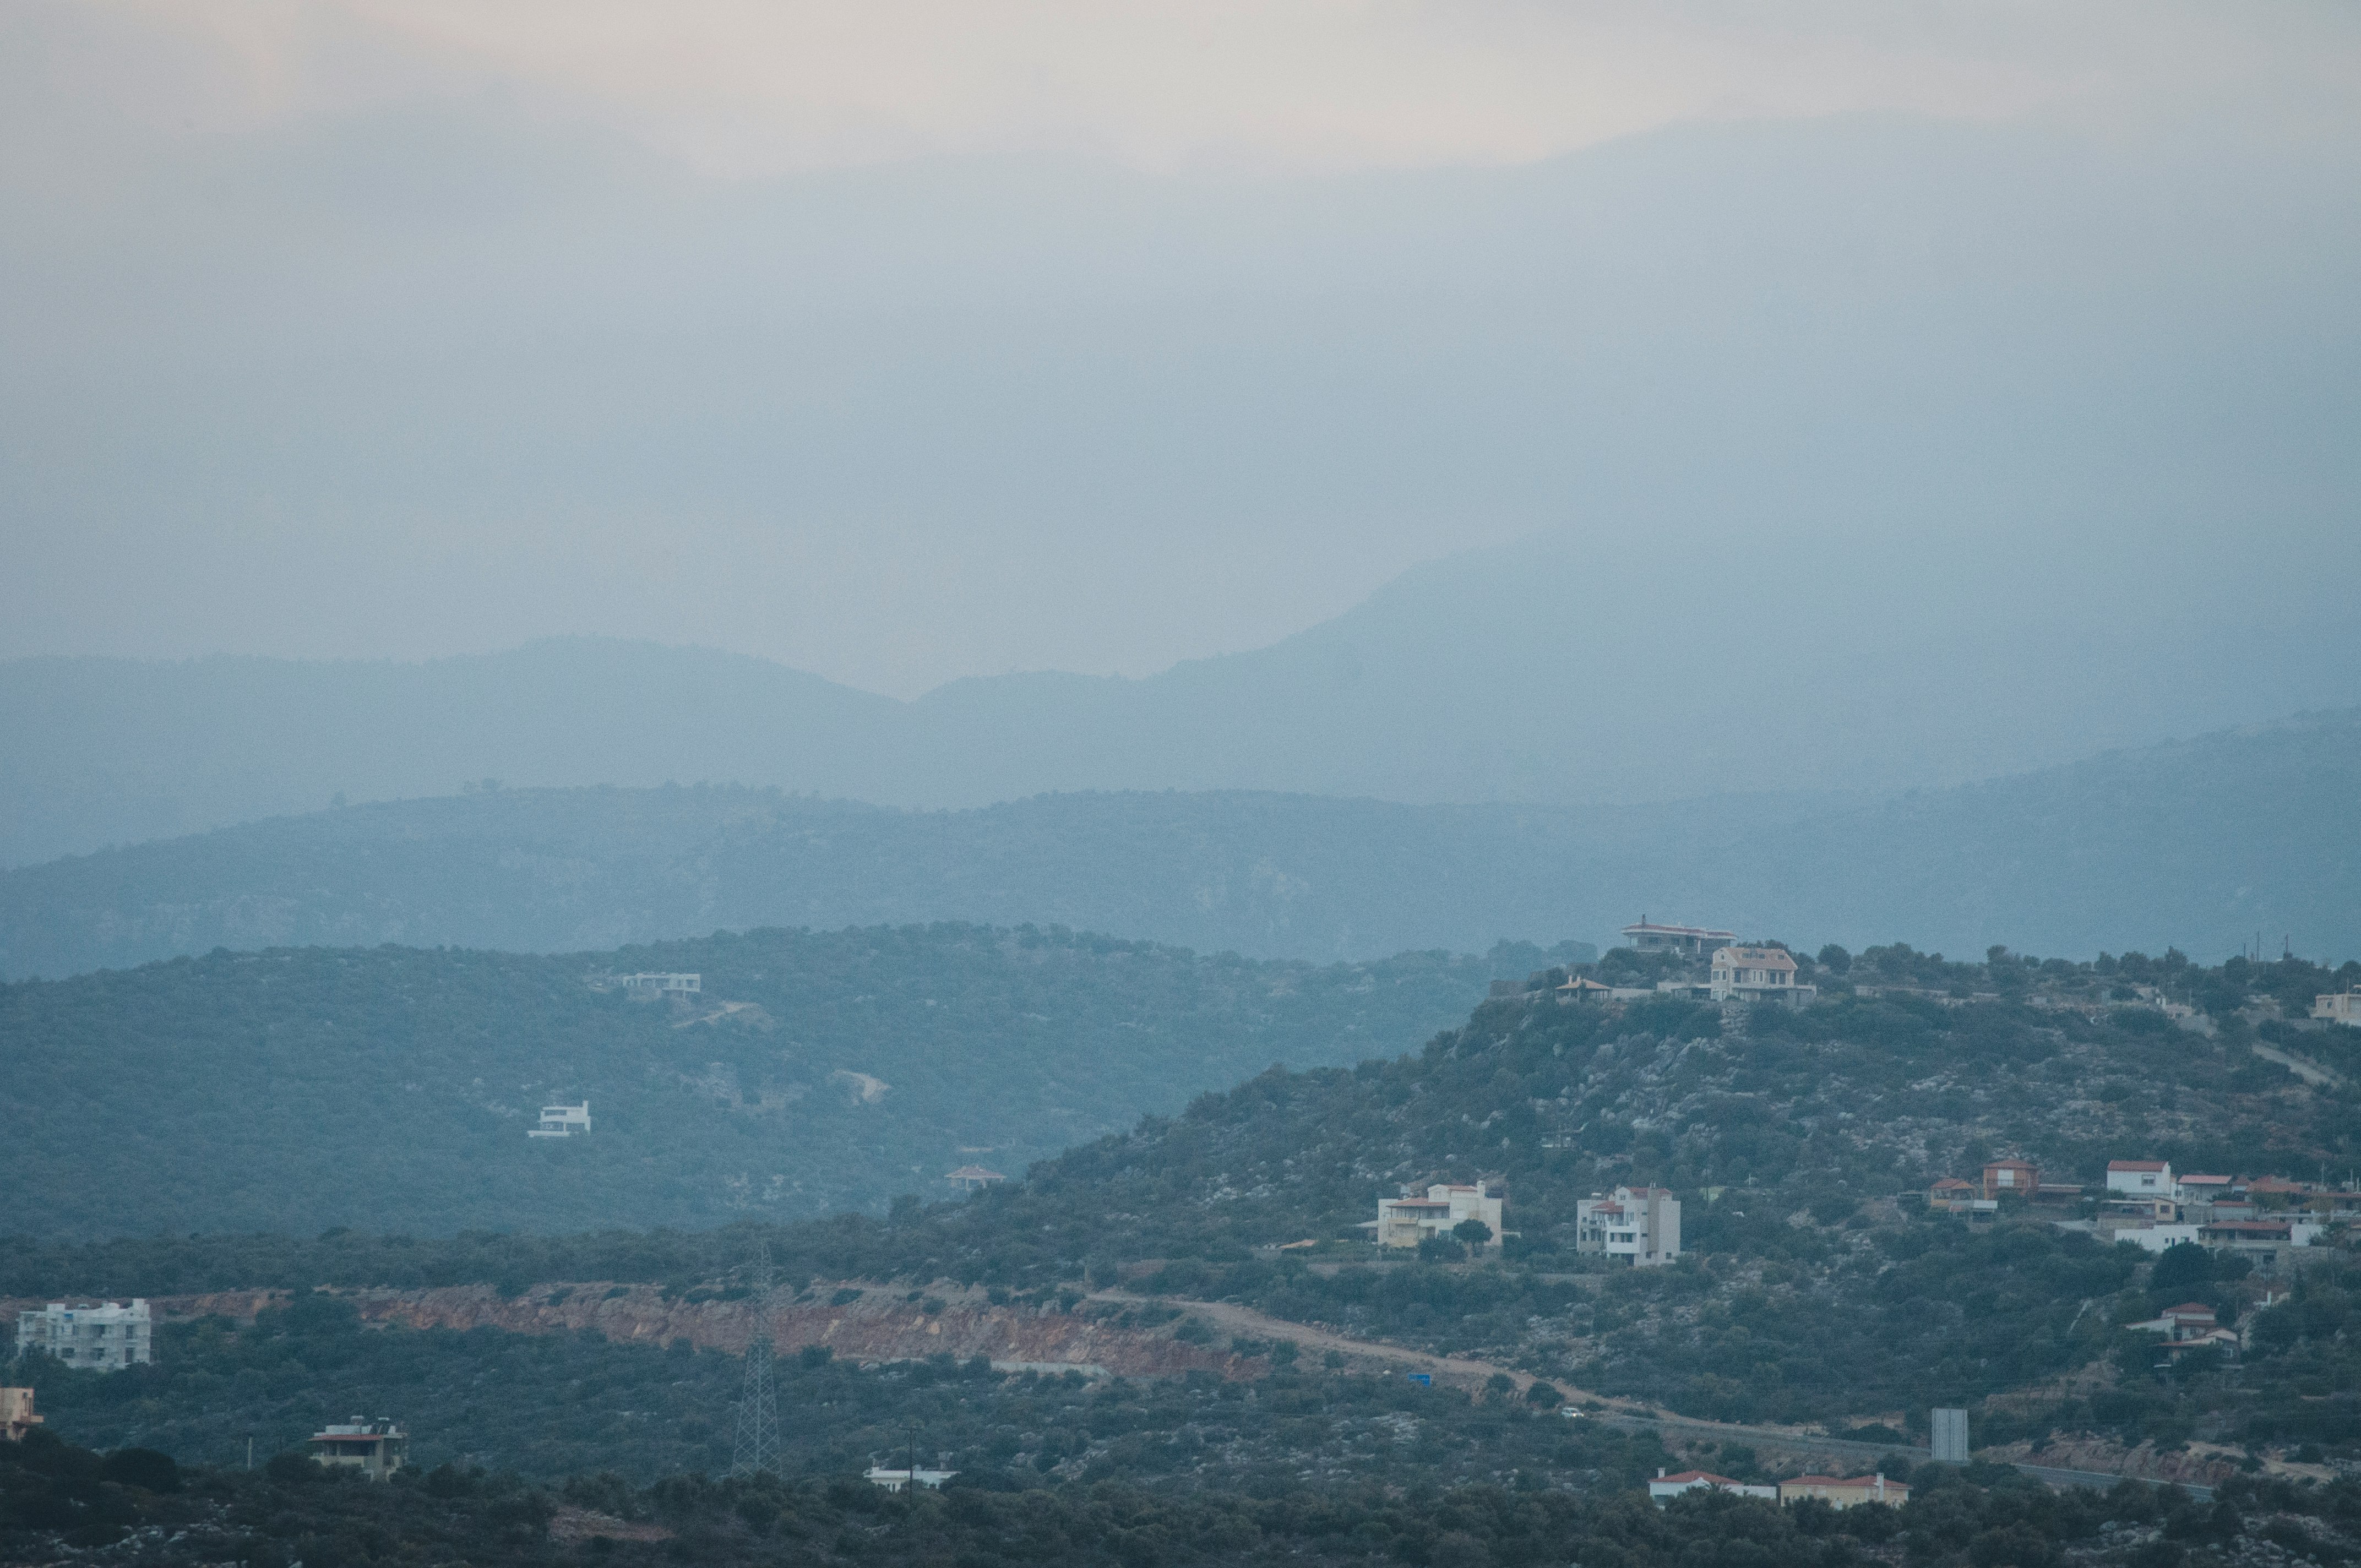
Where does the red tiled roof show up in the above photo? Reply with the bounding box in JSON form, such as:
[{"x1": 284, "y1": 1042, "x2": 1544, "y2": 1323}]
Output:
[{"x1": 1786, "y1": 1476, "x2": 1891, "y2": 1489}]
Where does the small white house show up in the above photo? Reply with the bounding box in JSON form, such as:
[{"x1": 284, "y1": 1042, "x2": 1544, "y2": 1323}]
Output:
[
  {"x1": 864, "y1": 1467, "x2": 956, "y2": 1491},
  {"x1": 14, "y1": 1301, "x2": 151, "y2": 1371},
  {"x1": 1650, "y1": 1469, "x2": 1776, "y2": 1503},
  {"x1": 621, "y1": 973, "x2": 701, "y2": 999},
  {"x1": 2107, "y1": 1159, "x2": 2173, "y2": 1196},
  {"x1": 530, "y1": 1102, "x2": 592, "y2": 1138},
  {"x1": 1375, "y1": 1184, "x2": 1504, "y2": 1249},
  {"x1": 1576, "y1": 1186, "x2": 1682, "y2": 1267},
  {"x1": 2109, "y1": 1224, "x2": 2203, "y2": 1255}
]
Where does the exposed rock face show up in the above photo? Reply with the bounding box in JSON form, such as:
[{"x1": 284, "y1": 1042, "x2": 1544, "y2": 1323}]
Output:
[
  {"x1": 1981, "y1": 1435, "x2": 2241, "y2": 1488},
  {"x1": 1, "y1": 1284, "x2": 1256, "y2": 1381},
  {"x1": 340, "y1": 1282, "x2": 1259, "y2": 1380}
]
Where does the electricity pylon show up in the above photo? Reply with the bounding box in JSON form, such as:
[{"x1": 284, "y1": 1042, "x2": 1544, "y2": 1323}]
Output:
[{"x1": 730, "y1": 1241, "x2": 781, "y2": 1478}]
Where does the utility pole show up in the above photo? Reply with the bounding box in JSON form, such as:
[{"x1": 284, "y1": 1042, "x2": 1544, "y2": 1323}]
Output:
[{"x1": 730, "y1": 1241, "x2": 781, "y2": 1479}]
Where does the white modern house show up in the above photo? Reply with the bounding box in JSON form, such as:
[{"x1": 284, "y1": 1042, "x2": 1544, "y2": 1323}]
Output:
[
  {"x1": 621, "y1": 973, "x2": 701, "y2": 998},
  {"x1": 1374, "y1": 1183, "x2": 1505, "y2": 1249},
  {"x1": 864, "y1": 1466, "x2": 956, "y2": 1491},
  {"x1": 1620, "y1": 921, "x2": 1739, "y2": 958},
  {"x1": 530, "y1": 1102, "x2": 592, "y2": 1137},
  {"x1": 1650, "y1": 1469, "x2": 1775, "y2": 1503},
  {"x1": 2107, "y1": 1159, "x2": 2173, "y2": 1197},
  {"x1": 14, "y1": 1301, "x2": 151, "y2": 1371},
  {"x1": 1576, "y1": 1186, "x2": 1682, "y2": 1267}
]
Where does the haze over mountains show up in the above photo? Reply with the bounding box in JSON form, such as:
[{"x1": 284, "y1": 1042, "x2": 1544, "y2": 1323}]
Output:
[
  {"x1": 9, "y1": 532, "x2": 2361, "y2": 873},
  {"x1": 6, "y1": 706, "x2": 2355, "y2": 982}
]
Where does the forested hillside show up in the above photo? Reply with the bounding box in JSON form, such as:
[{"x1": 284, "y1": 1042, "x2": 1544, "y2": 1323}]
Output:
[
  {"x1": 7, "y1": 707, "x2": 2360, "y2": 983},
  {"x1": 13, "y1": 942, "x2": 2358, "y2": 1464},
  {"x1": 0, "y1": 924, "x2": 1488, "y2": 1239},
  {"x1": 17, "y1": 1411, "x2": 2341, "y2": 1568}
]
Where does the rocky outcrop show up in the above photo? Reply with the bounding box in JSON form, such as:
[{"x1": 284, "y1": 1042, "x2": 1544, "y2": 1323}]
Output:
[
  {"x1": 357, "y1": 1282, "x2": 1256, "y2": 1380},
  {"x1": 6, "y1": 1281, "x2": 1262, "y2": 1380},
  {"x1": 1982, "y1": 1435, "x2": 2242, "y2": 1488}
]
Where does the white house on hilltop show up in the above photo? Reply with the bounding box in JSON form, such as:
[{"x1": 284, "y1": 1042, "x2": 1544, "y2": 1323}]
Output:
[
  {"x1": 1709, "y1": 947, "x2": 1815, "y2": 1008},
  {"x1": 1621, "y1": 921, "x2": 1738, "y2": 958}
]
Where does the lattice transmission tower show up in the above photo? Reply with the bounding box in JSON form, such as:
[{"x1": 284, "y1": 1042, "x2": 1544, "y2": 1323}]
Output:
[{"x1": 730, "y1": 1241, "x2": 781, "y2": 1478}]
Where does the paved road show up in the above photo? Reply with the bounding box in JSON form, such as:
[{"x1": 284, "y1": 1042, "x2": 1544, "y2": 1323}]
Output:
[
  {"x1": 2014, "y1": 1462, "x2": 2212, "y2": 1503},
  {"x1": 2251, "y1": 1041, "x2": 2343, "y2": 1088},
  {"x1": 1087, "y1": 1289, "x2": 1619, "y2": 1403},
  {"x1": 1098, "y1": 1290, "x2": 2216, "y2": 1500}
]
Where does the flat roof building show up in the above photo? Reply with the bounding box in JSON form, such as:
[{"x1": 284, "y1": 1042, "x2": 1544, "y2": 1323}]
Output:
[
  {"x1": 864, "y1": 1467, "x2": 956, "y2": 1491},
  {"x1": 1375, "y1": 1183, "x2": 1504, "y2": 1249},
  {"x1": 14, "y1": 1300, "x2": 151, "y2": 1373},
  {"x1": 1576, "y1": 1186, "x2": 1681, "y2": 1267},
  {"x1": 2313, "y1": 991, "x2": 2361, "y2": 1027},
  {"x1": 308, "y1": 1420, "x2": 407, "y2": 1481},
  {"x1": 621, "y1": 973, "x2": 700, "y2": 998},
  {"x1": 1650, "y1": 1469, "x2": 1776, "y2": 1502},
  {"x1": 1620, "y1": 921, "x2": 1738, "y2": 958},
  {"x1": 1, "y1": 1389, "x2": 40, "y2": 1443},
  {"x1": 530, "y1": 1102, "x2": 591, "y2": 1138}
]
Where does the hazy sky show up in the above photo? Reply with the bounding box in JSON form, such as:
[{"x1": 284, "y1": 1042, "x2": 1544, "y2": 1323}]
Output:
[{"x1": 4, "y1": 2, "x2": 2358, "y2": 697}]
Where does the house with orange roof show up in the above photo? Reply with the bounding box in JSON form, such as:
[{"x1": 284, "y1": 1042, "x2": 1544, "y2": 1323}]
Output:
[{"x1": 1777, "y1": 1474, "x2": 1909, "y2": 1509}]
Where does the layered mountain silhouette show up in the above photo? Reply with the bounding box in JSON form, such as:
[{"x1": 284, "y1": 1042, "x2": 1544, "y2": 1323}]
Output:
[
  {"x1": 4, "y1": 707, "x2": 2355, "y2": 981},
  {"x1": 7, "y1": 535, "x2": 2357, "y2": 870}
]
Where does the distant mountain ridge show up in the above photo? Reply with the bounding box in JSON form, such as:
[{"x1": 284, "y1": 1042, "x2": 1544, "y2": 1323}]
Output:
[
  {"x1": 4, "y1": 706, "x2": 2356, "y2": 981},
  {"x1": 8, "y1": 535, "x2": 2358, "y2": 868}
]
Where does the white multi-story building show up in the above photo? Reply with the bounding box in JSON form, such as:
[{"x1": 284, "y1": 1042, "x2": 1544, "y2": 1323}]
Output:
[
  {"x1": 1375, "y1": 1183, "x2": 1505, "y2": 1249},
  {"x1": 621, "y1": 973, "x2": 700, "y2": 999},
  {"x1": 1708, "y1": 947, "x2": 1816, "y2": 1008},
  {"x1": 529, "y1": 1102, "x2": 592, "y2": 1137},
  {"x1": 1576, "y1": 1186, "x2": 1682, "y2": 1267},
  {"x1": 14, "y1": 1301, "x2": 151, "y2": 1371},
  {"x1": 2106, "y1": 1159, "x2": 2173, "y2": 1197}
]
